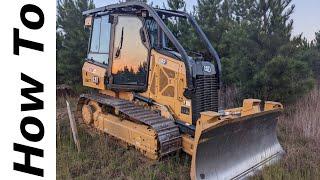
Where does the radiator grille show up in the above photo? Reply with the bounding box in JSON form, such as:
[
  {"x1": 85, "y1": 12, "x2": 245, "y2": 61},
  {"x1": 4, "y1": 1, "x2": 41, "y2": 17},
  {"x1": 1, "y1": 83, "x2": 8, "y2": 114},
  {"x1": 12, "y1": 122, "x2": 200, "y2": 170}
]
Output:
[{"x1": 192, "y1": 75, "x2": 219, "y2": 124}]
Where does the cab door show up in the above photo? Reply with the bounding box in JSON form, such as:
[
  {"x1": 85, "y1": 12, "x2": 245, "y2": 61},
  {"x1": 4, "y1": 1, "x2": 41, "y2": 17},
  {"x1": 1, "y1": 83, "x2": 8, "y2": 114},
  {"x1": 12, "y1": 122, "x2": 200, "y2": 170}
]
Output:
[
  {"x1": 109, "y1": 15, "x2": 150, "y2": 91},
  {"x1": 83, "y1": 15, "x2": 112, "y2": 90}
]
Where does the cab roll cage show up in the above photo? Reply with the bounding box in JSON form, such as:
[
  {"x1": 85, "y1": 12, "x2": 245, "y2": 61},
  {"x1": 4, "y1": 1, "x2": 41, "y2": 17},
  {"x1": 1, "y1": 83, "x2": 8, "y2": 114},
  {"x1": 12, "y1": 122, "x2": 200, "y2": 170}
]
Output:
[{"x1": 83, "y1": 1, "x2": 222, "y2": 93}]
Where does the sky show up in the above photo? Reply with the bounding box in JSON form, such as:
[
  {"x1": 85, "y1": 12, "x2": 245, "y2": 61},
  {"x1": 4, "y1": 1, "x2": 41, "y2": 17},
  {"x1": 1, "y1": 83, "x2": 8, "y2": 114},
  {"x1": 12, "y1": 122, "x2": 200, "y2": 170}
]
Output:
[{"x1": 93, "y1": 0, "x2": 320, "y2": 41}]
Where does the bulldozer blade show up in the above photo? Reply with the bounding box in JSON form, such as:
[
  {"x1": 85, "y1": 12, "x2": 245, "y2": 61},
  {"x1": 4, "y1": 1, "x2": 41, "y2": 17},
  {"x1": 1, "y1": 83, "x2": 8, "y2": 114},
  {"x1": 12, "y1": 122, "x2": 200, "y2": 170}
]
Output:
[{"x1": 191, "y1": 110, "x2": 284, "y2": 180}]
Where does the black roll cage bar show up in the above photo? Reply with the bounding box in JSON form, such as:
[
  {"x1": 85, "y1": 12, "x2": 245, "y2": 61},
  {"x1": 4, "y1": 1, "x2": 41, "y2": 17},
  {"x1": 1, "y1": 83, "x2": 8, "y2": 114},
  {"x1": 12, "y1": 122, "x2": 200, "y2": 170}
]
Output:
[{"x1": 83, "y1": 1, "x2": 222, "y2": 92}]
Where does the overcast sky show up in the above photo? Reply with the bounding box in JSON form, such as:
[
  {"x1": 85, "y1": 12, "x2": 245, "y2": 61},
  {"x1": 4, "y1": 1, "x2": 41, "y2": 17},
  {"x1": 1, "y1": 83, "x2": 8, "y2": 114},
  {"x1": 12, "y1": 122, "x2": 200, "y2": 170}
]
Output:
[{"x1": 93, "y1": 0, "x2": 320, "y2": 41}]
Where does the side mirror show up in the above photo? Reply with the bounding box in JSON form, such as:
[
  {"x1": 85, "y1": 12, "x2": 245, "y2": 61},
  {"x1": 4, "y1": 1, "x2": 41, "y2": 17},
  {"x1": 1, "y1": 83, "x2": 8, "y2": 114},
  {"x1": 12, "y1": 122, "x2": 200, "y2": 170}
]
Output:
[{"x1": 84, "y1": 16, "x2": 93, "y2": 28}]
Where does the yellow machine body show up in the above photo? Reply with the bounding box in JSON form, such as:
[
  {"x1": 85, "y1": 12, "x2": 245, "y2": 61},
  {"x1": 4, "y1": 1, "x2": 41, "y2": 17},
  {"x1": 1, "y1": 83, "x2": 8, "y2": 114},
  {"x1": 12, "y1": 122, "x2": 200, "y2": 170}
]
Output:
[
  {"x1": 82, "y1": 50, "x2": 192, "y2": 124},
  {"x1": 82, "y1": 62, "x2": 106, "y2": 90},
  {"x1": 79, "y1": 2, "x2": 285, "y2": 179},
  {"x1": 81, "y1": 39, "x2": 284, "y2": 180}
]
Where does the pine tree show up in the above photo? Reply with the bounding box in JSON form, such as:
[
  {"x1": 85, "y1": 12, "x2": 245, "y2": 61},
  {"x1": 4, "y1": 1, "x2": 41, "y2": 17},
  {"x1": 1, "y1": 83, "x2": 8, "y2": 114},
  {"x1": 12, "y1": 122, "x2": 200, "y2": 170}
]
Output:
[
  {"x1": 167, "y1": 0, "x2": 185, "y2": 10},
  {"x1": 194, "y1": 0, "x2": 314, "y2": 102},
  {"x1": 300, "y1": 31, "x2": 320, "y2": 80},
  {"x1": 196, "y1": 0, "x2": 223, "y2": 43},
  {"x1": 56, "y1": 0, "x2": 94, "y2": 86},
  {"x1": 124, "y1": 0, "x2": 147, "y2": 3},
  {"x1": 316, "y1": 30, "x2": 320, "y2": 50}
]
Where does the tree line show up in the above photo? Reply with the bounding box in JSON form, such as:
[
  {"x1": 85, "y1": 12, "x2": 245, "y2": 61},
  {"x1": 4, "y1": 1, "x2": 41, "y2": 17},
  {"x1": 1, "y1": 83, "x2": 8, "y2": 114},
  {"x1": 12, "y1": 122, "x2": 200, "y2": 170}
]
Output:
[{"x1": 57, "y1": 0, "x2": 320, "y2": 103}]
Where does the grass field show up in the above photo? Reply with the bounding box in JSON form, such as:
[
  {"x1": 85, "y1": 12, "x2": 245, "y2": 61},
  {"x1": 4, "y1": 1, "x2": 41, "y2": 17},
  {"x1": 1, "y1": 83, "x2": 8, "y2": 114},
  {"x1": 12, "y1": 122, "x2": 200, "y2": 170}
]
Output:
[{"x1": 57, "y1": 86, "x2": 320, "y2": 180}]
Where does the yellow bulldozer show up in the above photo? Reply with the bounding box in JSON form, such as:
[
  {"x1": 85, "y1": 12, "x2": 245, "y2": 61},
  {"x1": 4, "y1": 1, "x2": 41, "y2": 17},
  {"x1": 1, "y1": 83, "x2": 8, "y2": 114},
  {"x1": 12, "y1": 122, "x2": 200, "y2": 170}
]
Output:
[{"x1": 77, "y1": 2, "x2": 284, "y2": 179}]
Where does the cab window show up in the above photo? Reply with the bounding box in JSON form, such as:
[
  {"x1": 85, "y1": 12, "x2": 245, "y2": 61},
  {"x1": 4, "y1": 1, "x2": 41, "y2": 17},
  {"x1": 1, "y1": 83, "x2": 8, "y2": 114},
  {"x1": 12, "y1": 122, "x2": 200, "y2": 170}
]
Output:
[
  {"x1": 145, "y1": 19, "x2": 159, "y2": 48},
  {"x1": 88, "y1": 15, "x2": 111, "y2": 65},
  {"x1": 111, "y1": 16, "x2": 149, "y2": 86}
]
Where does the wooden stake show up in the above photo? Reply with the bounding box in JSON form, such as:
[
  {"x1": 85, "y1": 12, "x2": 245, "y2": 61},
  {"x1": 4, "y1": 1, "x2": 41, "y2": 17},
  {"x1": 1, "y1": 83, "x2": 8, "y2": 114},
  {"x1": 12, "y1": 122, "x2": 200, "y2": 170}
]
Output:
[{"x1": 66, "y1": 100, "x2": 81, "y2": 153}]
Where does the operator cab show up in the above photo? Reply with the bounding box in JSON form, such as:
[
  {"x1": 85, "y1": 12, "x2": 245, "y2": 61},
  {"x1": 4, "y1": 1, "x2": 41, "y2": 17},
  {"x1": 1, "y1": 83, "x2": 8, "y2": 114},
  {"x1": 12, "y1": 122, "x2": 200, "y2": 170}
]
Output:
[
  {"x1": 83, "y1": 2, "x2": 221, "y2": 123},
  {"x1": 84, "y1": 2, "x2": 221, "y2": 92},
  {"x1": 86, "y1": 14, "x2": 149, "y2": 90}
]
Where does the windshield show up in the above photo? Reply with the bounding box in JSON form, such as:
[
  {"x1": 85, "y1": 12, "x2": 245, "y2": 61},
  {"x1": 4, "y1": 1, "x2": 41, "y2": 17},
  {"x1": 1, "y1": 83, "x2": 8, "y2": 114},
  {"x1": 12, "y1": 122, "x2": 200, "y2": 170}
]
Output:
[{"x1": 162, "y1": 15, "x2": 208, "y2": 59}]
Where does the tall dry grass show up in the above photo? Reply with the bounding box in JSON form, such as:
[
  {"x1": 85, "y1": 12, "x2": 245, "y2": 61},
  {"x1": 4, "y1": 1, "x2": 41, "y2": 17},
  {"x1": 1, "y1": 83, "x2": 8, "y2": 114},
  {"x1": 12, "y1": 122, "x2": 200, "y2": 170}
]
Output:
[
  {"x1": 288, "y1": 86, "x2": 320, "y2": 142},
  {"x1": 254, "y1": 86, "x2": 320, "y2": 179},
  {"x1": 219, "y1": 85, "x2": 241, "y2": 109}
]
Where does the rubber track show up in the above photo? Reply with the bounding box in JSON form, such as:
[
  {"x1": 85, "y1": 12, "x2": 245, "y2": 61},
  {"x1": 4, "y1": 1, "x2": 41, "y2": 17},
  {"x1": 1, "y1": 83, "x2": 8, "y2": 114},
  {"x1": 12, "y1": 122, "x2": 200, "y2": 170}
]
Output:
[{"x1": 76, "y1": 93, "x2": 182, "y2": 157}]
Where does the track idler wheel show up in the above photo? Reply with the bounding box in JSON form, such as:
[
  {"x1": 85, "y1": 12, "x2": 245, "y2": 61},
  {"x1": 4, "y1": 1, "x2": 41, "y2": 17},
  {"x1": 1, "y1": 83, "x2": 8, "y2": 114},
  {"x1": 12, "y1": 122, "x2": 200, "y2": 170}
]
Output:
[{"x1": 82, "y1": 104, "x2": 93, "y2": 125}]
